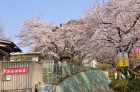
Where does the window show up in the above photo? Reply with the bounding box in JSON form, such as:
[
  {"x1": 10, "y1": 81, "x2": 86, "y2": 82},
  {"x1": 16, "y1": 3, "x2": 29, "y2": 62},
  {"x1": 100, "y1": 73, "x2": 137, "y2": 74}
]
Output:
[{"x1": 26, "y1": 57, "x2": 32, "y2": 60}]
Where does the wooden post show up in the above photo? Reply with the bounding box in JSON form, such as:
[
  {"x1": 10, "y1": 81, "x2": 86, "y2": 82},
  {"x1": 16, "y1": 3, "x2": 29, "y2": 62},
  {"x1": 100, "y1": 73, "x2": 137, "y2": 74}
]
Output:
[
  {"x1": 93, "y1": 84, "x2": 96, "y2": 92},
  {"x1": 32, "y1": 61, "x2": 35, "y2": 92}
]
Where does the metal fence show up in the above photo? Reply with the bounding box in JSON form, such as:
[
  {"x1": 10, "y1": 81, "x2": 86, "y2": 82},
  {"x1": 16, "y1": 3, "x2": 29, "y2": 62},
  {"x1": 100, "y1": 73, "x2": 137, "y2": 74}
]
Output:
[{"x1": 43, "y1": 62, "x2": 93, "y2": 84}]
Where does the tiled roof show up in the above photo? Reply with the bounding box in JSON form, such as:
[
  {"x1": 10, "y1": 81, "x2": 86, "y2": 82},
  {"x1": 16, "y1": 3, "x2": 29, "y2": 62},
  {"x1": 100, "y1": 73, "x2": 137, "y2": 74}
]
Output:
[{"x1": 0, "y1": 39, "x2": 22, "y2": 55}]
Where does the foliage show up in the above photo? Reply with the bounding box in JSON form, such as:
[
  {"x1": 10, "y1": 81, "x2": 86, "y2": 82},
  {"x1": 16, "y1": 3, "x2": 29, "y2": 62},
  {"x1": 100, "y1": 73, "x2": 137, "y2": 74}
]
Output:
[
  {"x1": 109, "y1": 78, "x2": 140, "y2": 92},
  {"x1": 109, "y1": 79, "x2": 129, "y2": 92},
  {"x1": 127, "y1": 78, "x2": 140, "y2": 92},
  {"x1": 97, "y1": 64, "x2": 113, "y2": 71}
]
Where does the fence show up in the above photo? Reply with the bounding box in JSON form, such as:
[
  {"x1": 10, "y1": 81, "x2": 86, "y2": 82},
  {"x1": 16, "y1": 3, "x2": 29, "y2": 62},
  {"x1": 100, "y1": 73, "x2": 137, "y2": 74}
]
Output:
[{"x1": 43, "y1": 62, "x2": 94, "y2": 84}]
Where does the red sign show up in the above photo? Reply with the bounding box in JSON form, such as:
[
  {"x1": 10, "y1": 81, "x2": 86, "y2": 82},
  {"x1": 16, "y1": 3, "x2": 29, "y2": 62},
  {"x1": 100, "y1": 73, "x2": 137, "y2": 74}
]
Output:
[{"x1": 4, "y1": 68, "x2": 28, "y2": 75}]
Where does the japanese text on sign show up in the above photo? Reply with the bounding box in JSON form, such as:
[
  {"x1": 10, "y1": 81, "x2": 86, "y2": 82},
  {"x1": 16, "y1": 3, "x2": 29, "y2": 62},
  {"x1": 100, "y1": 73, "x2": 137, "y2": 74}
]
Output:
[{"x1": 4, "y1": 68, "x2": 28, "y2": 75}]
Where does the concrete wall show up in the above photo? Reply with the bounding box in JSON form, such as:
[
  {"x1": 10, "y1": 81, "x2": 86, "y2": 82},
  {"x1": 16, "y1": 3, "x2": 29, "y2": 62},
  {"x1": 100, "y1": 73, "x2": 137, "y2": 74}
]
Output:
[{"x1": 56, "y1": 69, "x2": 112, "y2": 92}]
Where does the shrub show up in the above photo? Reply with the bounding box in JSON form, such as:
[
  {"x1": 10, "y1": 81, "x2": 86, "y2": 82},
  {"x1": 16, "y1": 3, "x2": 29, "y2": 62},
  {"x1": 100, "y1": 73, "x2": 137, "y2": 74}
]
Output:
[
  {"x1": 97, "y1": 64, "x2": 113, "y2": 71},
  {"x1": 127, "y1": 78, "x2": 140, "y2": 92},
  {"x1": 109, "y1": 79, "x2": 129, "y2": 92},
  {"x1": 109, "y1": 78, "x2": 140, "y2": 92}
]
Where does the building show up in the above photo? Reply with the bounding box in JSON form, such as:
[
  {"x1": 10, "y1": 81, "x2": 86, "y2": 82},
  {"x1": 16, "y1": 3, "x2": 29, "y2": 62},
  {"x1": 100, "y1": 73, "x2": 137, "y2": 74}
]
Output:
[
  {"x1": 0, "y1": 40, "x2": 43, "y2": 92},
  {"x1": 10, "y1": 52, "x2": 46, "y2": 62},
  {"x1": 0, "y1": 39, "x2": 22, "y2": 61}
]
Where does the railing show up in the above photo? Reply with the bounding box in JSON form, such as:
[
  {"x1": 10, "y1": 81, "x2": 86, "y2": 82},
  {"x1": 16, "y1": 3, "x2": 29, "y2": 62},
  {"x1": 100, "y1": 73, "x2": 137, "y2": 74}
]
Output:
[{"x1": 43, "y1": 62, "x2": 94, "y2": 84}]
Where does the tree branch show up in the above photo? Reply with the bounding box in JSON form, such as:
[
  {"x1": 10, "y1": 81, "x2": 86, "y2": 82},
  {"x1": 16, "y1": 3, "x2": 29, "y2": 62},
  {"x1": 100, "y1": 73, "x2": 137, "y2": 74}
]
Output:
[
  {"x1": 124, "y1": 14, "x2": 140, "y2": 34},
  {"x1": 116, "y1": 27, "x2": 122, "y2": 39},
  {"x1": 129, "y1": 68, "x2": 140, "y2": 76}
]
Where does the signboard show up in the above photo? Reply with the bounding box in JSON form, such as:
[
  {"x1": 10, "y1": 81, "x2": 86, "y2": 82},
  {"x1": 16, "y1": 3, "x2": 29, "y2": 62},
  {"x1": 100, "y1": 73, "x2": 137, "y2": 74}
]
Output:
[
  {"x1": 116, "y1": 59, "x2": 129, "y2": 68},
  {"x1": 132, "y1": 48, "x2": 140, "y2": 58},
  {"x1": 4, "y1": 68, "x2": 28, "y2": 75},
  {"x1": 117, "y1": 52, "x2": 129, "y2": 68},
  {"x1": 6, "y1": 75, "x2": 11, "y2": 80},
  {"x1": 3, "y1": 75, "x2": 11, "y2": 81}
]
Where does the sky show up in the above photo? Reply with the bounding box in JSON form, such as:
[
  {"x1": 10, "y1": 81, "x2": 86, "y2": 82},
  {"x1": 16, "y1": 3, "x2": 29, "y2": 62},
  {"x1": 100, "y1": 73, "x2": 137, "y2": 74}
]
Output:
[{"x1": 0, "y1": 0, "x2": 95, "y2": 52}]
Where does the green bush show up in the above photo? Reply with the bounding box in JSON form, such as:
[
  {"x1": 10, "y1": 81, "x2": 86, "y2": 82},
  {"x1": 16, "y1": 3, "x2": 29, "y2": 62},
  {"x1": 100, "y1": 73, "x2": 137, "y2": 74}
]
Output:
[
  {"x1": 97, "y1": 64, "x2": 113, "y2": 71},
  {"x1": 109, "y1": 78, "x2": 140, "y2": 92},
  {"x1": 109, "y1": 79, "x2": 129, "y2": 92},
  {"x1": 127, "y1": 78, "x2": 140, "y2": 92}
]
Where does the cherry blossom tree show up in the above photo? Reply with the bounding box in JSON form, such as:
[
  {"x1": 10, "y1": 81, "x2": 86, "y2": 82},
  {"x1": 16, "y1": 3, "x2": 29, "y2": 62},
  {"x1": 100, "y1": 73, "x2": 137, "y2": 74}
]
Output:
[
  {"x1": 78, "y1": 0, "x2": 140, "y2": 78},
  {"x1": 17, "y1": 0, "x2": 140, "y2": 78},
  {"x1": 16, "y1": 17, "x2": 84, "y2": 62},
  {"x1": 16, "y1": 16, "x2": 59, "y2": 58},
  {"x1": 57, "y1": 20, "x2": 90, "y2": 61},
  {"x1": 80, "y1": 0, "x2": 139, "y2": 61}
]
